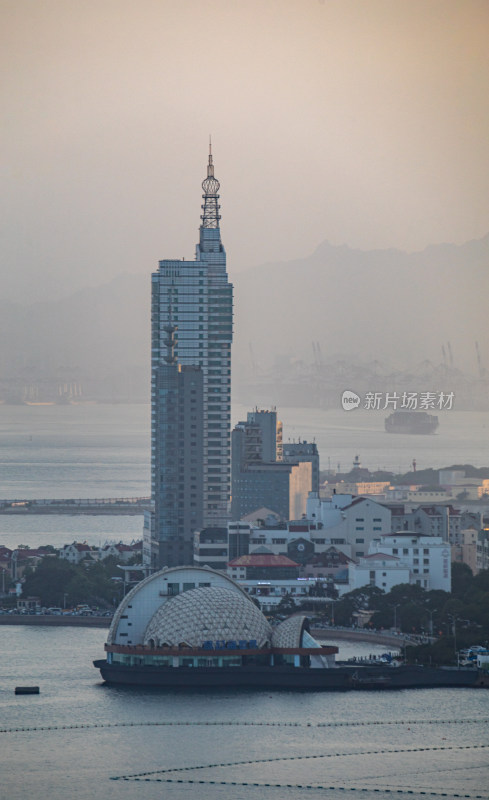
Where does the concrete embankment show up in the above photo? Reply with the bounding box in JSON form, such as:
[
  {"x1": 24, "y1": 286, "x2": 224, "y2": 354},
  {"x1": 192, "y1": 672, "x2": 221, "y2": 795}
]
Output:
[
  {"x1": 311, "y1": 628, "x2": 412, "y2": 648},
  {"x1": 0, "y1": 615, "x2": 111, "y2": 628}
]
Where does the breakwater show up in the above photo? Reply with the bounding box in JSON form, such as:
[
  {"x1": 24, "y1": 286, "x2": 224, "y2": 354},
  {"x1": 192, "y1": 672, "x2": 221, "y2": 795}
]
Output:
[
  {"x1": 0, "y1": 615, "x2": 111, "y2": 628},
  {"x1": 0, "y1": 497, "x2": 152, "y2": 515}
]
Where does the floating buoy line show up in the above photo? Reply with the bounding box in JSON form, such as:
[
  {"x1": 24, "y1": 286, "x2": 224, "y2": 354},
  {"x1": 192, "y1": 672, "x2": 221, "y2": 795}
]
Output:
[
  {"x1": 112, "y1": 742, "x2": 489, "y2": 797},
  {"x1": 112, "y1": 742, "x2": 489, "y2": 780},
  {"x1": 1, "y1": 717, "x2": 488, "y2": 735},
  {"x1": 114, "y1": 776, "x2": 489, "y2": 799},
  {"x1": 2, "y1": 717, "x2": 487, "y2": 797}
]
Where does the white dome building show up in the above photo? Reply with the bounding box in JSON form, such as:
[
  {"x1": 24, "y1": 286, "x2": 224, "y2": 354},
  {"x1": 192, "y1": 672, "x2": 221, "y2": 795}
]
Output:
[
  {"x1": 96, "y1": 566, "x2": 339, "y2": 688},
  {"x1": 107, "y1": 565, "x2": 263, "y2": 647}
]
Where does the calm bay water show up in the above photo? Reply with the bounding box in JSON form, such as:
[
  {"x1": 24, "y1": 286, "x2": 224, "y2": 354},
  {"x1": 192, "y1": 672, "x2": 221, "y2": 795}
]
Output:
[
  {"x1": 1, "y1": 625, "x2": 488, "y2": 800},
  {"x1": 234, "y1": 404, "x2": 489, "y2": 475},
  {"x1": 0, "y1": 404, "x2": 150, "y2": 499},
  {"x1": 1, "y1": 403, "x2": 488, "y2": 549},
  {"x1": 0, "y1": 404, "x2": 149, "y2": 549},
  {"x1": 1, "y1": 405, "x2": 489, "y2": 798}
]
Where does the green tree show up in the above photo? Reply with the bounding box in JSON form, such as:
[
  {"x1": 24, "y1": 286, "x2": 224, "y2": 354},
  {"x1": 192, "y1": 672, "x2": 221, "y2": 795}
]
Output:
[
  {"x1": 22, "y1": 558, "x2": 76, "y2": 606},
  {"x1": 332, "y1": 596, "x2": 356, "y2": 626},
  {"x1": 66, "y1": 572, "x2": 93, "y2": 606},
  {"x1": 451, "y1": 562, "x2": 473, "y2": 599},
  {"x1": 21, "y1": 555, "x2": 131, "y2": 609},
  {"x1": 278, "y1": 593, "x2": 297, "y2": 614},
  {"x1": 473, "y1": 568, "x2": 489, "y2": 593}
]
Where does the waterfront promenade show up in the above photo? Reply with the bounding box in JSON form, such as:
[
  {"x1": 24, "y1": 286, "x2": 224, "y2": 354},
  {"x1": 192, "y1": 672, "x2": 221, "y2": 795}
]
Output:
[{"x1": 312, "y1": 626, "x2": 426, "y2": 648}]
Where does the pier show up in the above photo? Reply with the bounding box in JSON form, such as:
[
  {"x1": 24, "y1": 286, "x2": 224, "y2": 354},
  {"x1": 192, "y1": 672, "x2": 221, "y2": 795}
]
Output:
[{"x1": 0, "y1": 497, "x2": 152, "y2": 515}]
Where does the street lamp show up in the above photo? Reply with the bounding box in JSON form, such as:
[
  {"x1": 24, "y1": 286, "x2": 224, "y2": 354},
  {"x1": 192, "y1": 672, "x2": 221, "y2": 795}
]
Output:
[
  {"x1": 403, "y1": 641, "x2": 416, "y2": 664},
  {"x1": 427, "y1": 608, "x2": 437, "y2": 638},
  {"x1": 1, "y1": 568, "x2": 5, "y2": 595},
  {"x1": 393, "y1": 604, "x2": 400, "y2": 632},
  {"x1": 63, "y1": 593, "x2": 68, "y2": 610},
  {"x1": 447, "y1": 614, "x2": 458, "y2": 664}
]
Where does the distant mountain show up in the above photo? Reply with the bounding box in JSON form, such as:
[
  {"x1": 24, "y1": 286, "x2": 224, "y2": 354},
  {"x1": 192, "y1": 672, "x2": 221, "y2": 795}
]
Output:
[
  {"x1": 0, "y1": 274, "x2": 150, "y2": 402},
  {"x1": 0, "y1": 235, "x2": 487, "y2": 403},
  {"x1": 233, "y1": 234, "x2": 489, "y2": 378}
]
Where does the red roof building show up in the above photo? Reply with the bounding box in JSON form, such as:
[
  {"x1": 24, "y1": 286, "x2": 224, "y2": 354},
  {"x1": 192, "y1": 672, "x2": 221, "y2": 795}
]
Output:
[{"x1": 228, "y1": 554, "x2": 300, "y2": 581}]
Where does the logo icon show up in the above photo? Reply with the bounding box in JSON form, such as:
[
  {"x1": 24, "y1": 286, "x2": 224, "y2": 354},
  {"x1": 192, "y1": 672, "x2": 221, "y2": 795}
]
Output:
[{"x1": 341, "y1": 390, "x2": 360, "y2": 411}]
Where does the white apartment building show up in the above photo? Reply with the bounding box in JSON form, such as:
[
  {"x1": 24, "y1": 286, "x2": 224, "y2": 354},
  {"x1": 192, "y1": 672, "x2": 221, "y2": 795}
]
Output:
[
  {"x1": 368, "y1": 532, "x2": 451, "y2": 592},
  {"x1": 306, "y1": 493, "x2": 353, "y2": 527},
  {"x1": 306, "y1": 494, "x2": 391, "y2": 557},
  {"x1": 397, "y1": 505, "x2": 462, "y2": 542},
  {"x1": 349, "y1": 554, "x2": 411, "y2": 593},
  {"x1": 60, "y1": 543, "x2": 99, "y2": 565}
]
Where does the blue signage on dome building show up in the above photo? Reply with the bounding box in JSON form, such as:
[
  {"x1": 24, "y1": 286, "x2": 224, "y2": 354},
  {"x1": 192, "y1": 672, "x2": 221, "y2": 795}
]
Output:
[{"x1": 202, "y1": 640, "x2": 257, "y2": 650}]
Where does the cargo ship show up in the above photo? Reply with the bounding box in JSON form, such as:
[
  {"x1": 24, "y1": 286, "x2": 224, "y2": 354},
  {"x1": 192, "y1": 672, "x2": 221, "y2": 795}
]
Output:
[
  {"x1": 93, "y1": 566, "x2": 486, "y2": 691},
  {"x1": 385, "y1": 410, "x2": 439, "y2": 434}
]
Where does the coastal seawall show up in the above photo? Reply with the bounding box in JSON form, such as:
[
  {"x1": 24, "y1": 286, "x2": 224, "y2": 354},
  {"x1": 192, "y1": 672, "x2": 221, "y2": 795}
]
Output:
[
  {"x1": 0, "y1": 615, "x2": 111, "y2": 628},
  {"x1": 312, "y1": 627, "x2": 413, "y2": 648}
]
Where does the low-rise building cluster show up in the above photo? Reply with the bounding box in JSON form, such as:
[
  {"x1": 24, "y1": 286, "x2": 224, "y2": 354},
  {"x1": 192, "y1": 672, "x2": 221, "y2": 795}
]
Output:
[
  {"x1": 59, "y1": 541, "x2": 142, "y2": 565},
  {"x1": 0, "y1": 541, "x2": 143, "y2": 595},
  {"x1": 193, "y1": 510, "x2": 460, "y2": 610},
  {"x1": 190, "y1": 423, "x2": 489, "y2": 609}
]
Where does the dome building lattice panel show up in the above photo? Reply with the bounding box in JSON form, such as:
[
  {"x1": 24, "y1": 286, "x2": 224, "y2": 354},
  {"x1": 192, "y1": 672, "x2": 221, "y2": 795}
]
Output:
[
  {"x1": 271, "y1": 615, "x2": 309, "y2": 649},
  {"x1": 143, "y1": 586, "x2": 273, "y2": 649}
]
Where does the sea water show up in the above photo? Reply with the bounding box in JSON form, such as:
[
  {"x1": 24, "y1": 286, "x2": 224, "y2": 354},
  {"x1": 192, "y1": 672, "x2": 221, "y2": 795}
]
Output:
[
  {"x1": 0, "y1": 625, "x2": 488, "y2": 800},
  {"x1": 0, "y1": 404, "x2": 149, "y2": 549}
]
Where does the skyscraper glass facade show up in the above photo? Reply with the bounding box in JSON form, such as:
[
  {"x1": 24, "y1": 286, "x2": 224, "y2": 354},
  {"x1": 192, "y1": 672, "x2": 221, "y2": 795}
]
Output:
[{"x1": 147, "y1": 148, "x2": 233, "y2": 566}]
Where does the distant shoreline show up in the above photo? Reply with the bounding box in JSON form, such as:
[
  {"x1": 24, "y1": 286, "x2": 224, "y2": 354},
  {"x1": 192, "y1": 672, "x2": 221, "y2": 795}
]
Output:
[{"x1": 0, "y1": 615, "x2": 110, "y2": 628}]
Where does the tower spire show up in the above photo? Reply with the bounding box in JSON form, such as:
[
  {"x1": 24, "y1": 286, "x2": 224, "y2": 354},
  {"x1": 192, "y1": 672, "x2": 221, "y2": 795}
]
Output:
[{"x1": 201, "y1": 137, "x2": 221, "y2": 229}]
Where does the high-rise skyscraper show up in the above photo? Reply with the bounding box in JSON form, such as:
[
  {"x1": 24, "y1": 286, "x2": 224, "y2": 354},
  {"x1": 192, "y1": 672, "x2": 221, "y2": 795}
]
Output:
[
  {"x1": 230, "y1": 409, "x2": 317, "y2": 522},
  {"x1": 144, "y1": 146, "x2": 233, "y2": 568},
  {"x1": 151, "y1": 317, "x2": 204, "y2": 568}
]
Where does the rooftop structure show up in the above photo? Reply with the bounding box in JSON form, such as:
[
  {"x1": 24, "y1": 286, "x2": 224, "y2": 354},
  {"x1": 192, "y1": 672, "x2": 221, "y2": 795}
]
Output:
[{"x1": 228, "y1": 553, "x2": 300, "y2": 581}]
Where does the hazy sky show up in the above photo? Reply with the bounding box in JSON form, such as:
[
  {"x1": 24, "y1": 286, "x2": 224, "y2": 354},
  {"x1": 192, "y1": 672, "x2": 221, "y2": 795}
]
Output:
[{"x1": 1, "y1": 0, "x2": 488, "y2": 302}]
